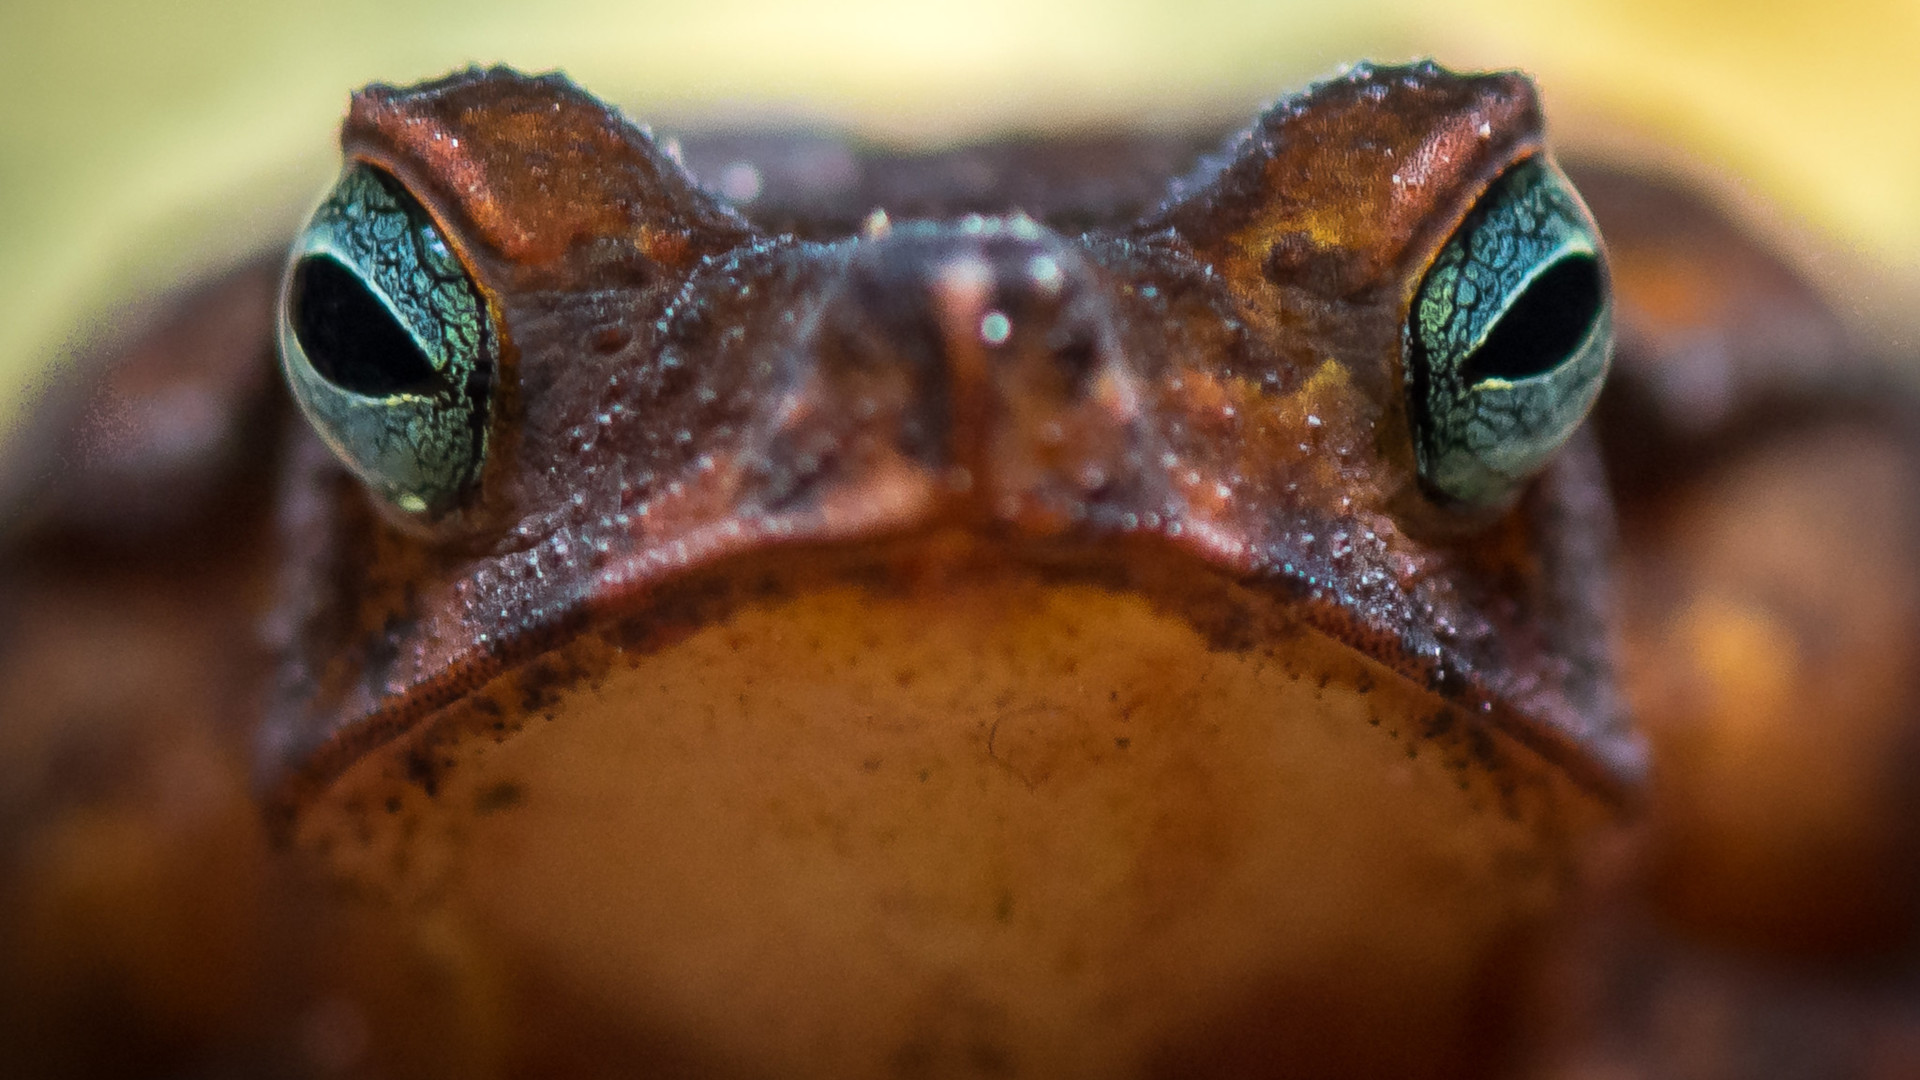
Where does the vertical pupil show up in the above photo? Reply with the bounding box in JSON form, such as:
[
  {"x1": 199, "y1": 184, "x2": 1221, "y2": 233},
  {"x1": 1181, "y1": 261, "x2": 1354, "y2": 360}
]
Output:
[
  {"x1": 1457, "y1": 254, "x2": 1602, "y2": 385},
  {"x1": 291, "y1": 254, "x2": 439, "y2": 396}
]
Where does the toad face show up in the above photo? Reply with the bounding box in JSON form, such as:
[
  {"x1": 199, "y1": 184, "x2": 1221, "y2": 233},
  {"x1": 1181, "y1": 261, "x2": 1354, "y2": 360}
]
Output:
[{"x1": 256, "y1": 63, "x2": 1631, "y2": 1075}]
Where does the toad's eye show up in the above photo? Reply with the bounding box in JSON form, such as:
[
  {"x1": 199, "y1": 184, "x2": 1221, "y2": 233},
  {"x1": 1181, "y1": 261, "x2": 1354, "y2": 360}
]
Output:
[
  {"x1": 277, "y1": 164, "x2": 497, "y2": 520},
  {"x1": 1404, "y1": 157, "x2": 1611, "y2": 510}
]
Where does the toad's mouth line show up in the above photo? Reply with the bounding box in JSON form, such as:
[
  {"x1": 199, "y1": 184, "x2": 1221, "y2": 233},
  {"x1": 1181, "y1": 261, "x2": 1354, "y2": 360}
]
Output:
[{"x1": 260, "y1": 521, "x2": 1635, "y2": 835}]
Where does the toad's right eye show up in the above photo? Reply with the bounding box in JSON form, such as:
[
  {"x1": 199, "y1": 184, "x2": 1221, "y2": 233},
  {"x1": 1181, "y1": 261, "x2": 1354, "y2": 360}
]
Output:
[
  {"x1": 1403, "y1": 157, "x2": 1612, "y2": 512},
  {"x1": 277, "y1": 163, "x2": 497, "y2": 521}
]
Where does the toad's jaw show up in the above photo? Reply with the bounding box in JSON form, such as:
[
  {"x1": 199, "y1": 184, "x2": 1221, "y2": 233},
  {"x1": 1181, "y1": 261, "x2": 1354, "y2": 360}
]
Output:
[{"x1": 291, "y1": 548, "x2": 1601, "y2": 1079}]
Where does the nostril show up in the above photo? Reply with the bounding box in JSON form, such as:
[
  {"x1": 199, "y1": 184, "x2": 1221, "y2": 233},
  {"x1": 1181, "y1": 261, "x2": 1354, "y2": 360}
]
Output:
[{"x1": 1046, "y1": 328, "x2": 1102, "y2": 394}]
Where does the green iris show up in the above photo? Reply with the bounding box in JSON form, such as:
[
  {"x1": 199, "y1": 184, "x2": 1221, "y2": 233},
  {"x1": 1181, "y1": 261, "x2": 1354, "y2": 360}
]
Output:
[
  {"x1": 278, "y1": 164, "x2": 496, "y2": 520},
  {"x1": 1405, "y1": 157, "x2": 1611, "y2": 509}
]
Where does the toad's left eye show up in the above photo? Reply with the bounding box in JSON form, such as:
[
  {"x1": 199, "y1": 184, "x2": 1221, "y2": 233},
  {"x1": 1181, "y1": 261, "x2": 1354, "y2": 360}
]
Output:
[
  {"x1": 1404, "y1": 157, "x2": 1611, "y2": 510},
  {"x1": 277, "y1": 164, "x2": 497, "y2": 521}
]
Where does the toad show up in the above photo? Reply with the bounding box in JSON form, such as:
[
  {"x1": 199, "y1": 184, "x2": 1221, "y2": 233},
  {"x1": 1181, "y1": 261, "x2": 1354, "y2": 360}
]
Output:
[{"x1": 2, "y1": 61, "x2": 1914, "y2": 1080}]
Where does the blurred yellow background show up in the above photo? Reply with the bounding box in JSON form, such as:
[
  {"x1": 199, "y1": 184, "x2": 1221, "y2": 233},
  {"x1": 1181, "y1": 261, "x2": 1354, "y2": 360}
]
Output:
[{"x1": 2, "y1": 0, "x2": 1916, "y2": 441}]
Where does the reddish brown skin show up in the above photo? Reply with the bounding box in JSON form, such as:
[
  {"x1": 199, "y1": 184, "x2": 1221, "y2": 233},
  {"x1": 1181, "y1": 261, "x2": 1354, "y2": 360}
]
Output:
[
  {"x1": 1510, "y1": 168, "x2": 1920, "y2": 1080},
  {"x1": 5, "y1": 61, "x2": 1919, "y2": 1080},
  {"x1": 261, "y1": 65, "x2": 1635, "y2": 826}
]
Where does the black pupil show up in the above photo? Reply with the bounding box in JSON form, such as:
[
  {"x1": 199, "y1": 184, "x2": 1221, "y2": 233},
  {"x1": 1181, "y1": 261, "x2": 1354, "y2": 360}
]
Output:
[
  {"x1": 291, "y1": 255, "x2": 439, "y2": 396},
  {"x1": 1458, "y1": 254, "x2": 1602, "y2": 384}
]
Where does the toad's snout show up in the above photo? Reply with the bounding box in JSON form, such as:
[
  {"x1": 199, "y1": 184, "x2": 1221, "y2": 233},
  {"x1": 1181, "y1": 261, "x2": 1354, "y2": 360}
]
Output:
[{"x1": 755, "y1": 218, "x2": 1164, "y2": 535}]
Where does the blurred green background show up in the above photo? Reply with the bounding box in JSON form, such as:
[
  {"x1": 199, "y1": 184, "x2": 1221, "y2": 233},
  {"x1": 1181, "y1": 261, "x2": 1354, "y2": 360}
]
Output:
[{"x1": 2, "y1": 0, "x2": 1916, "y2": 441}]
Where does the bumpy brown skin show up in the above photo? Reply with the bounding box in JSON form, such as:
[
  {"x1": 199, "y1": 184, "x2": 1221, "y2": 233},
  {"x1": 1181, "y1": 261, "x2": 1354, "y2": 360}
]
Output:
[
  {"x1": 11, "y1": 61, "x2": 1917, "y2": 1080},
  {"x1": 260, "y1": 64, "x2": 1637, "y2": 825},
  {"x1": 1509, "y1": 167, "x2": 1920, "y2": 1080}
]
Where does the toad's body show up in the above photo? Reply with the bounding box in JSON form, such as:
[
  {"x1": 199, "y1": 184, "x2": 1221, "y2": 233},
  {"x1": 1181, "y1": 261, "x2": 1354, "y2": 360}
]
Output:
[{"x1": 2, "y1": 63, "x2": 1916, "y2": 1080}]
